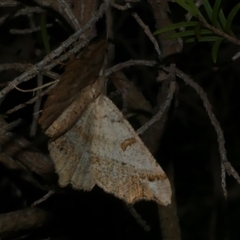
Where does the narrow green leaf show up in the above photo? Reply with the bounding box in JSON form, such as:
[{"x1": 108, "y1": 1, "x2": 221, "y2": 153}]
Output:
[
  {"x1": 226, "y1": 3, "x2": 240, "y2": 34},
  {"x1": 202, "y1": 0, "x2": 213, "y2": 20},
  {"x1": 185, "y1": 36, "x2": 222, "y2": 42},
  {"x1": 185, "y1": 0, "x2": 203, "y2": 17},
  {"x1": 218, "y1": 9, "x2": 227, "y2": 28},
  {"x1": 212, "y1": 0, "x2": 222, "y2": 28},
  {"x1": 212, "y1": 39, "x2": 223, "y2": 63},
  {"x1": 153, "y1": 21, "x2": 198, "y2": 35},
  {"x1": 40, "y1": 13, "x2": 51, "y2": 54},
  {"x1": 175, "y1": 0, "x2": 194, "y2": 15},
  {"x1": 167, "y1": 29, "x2": 213, "y2": 39}
]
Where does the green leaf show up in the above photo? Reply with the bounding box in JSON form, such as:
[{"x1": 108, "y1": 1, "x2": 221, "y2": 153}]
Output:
[
  {"x1": 167, "y1": 29, "x2": 213, "y2": 39},
  {"x1": 153, "y1": 21, "x2": 198, "y2": 35},
  {"x1": 218, "y1": 9, "x2": 227, "y2": 28},
  {"x1": 185, "y1": 36, "x2": 222, "y2": 42},
  {"x1": 212, "y1": 0, "x2": 222, "y2": 28},
  {"x1": 226, "y1": 3, "x2": 240, "y2": 34},
  {"x1": 175, "y1": 0, "x2": 195, "y2": 15},
  {"x1": 212, "y1": 39, "x2": 223, "y2": 63},
  {"x1": 185, "y1": 0, "x2": 203, "y2": 17},
  {"x1": 202, "y1": 0, "x2": 213, "y2": 20}
]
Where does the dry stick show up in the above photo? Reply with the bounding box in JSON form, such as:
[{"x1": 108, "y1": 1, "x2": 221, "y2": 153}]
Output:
[
  {"x1": 232, "y1": 51, "x2": 240, "y2": 61},
  {"x1": 2, "y1": 119, "x2": 22, "y2": 132},
  {"x1": 110, "y1": 2, "x2": 131, "y2": 10},
  {"x1": 13, "y1": 79, "x2": 59, "y2": 93},
  {"x1": 30, "y1": 74, "x2": 43, "y2": 137},
  {"x1": 126, "y1": 205, "x2": 151, "y2": 231},
  {"x1": 10, "y1": 24, "x2": 53, "y2": 34},
  {"x1": 137, "y1": 80, "x2": 176, "y2": 135},
  {"x1": 6, "y1": 82, "x2": 58, "y2": 114},
  {"x1": 131, "y1": 12, "x2": 161, "y2": 57},
  {"x1": 163, "y1": 66, "x2": 240, "y2": 196},
  {"x1": 0, "y1": 7, "x2": 44, "y2": 25},
  {"x1": 125, "y1": 0, "x2": 140, "y2": 2},
  {"x1": 44, "y1": 32, "x2": 96, "y2": 73},
  {"x1": 57, "y1": 0, "x2": 80, "y2": 30},
  {"x1": 106, "y1": 60, "x2": 157, "y2": 76},
  {"x1": 106, "y1": 0, "x2": 115, "y2": 63},
  {"x1": 0, "y1": 63, "x2": 30, "y2": 72},
  {"x1": 31, "y1": 190, "x2": 55, "y2": 207},
  {"x1": 0, "y1": 1, "x2": 18, "y2": 7},
  {"x1": 0, "y1": 1, "x2": 110, "y2": 99}
]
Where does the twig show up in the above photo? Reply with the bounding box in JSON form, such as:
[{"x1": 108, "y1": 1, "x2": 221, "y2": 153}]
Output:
[
  {"x1": 0, "y1": 7, "x2": 44, "y2": 25},
  {"x1": 10, "y1": 24, "x2": 53, "y2": 34},
  {"x1": 106, "y1": 60, "x2": 157, "y2": 76},
  {"x1": 0, "y1": 0, "x2": 18, "y2": 7},
  {"x1": 162, "y1": 66, "x2": 240, "y2": 196},
  {"x1": 126, "y1": 205, "x2": 151, "y2": 231},
  {"x1": 137, "y1": 81, "x2": 176, "y2": 135},
  {"x1": 57, "y1": 0, "x2": 80, "y2": 30},
  {"x1": 1, "y1": 119, "x2": 22, "y2": 132},
  {"x1": 110, "y1": 2, "x2": 131, "y2": 10},
  {"x1": 31, "y1": 190, "x2": 55, "y2": 207},
  {"x1": 6, "y1": 82, "x2": 58, "y2": 114},
  {"x1": 0, "y1": 63, "x2": 31, "y2": 72},
  {"x1": 106, "y1": 0, "x2": 115, "y2": 64},
  {"x1": 232, "y1": 51, "x2": 240, "y2": 61},
  {"x1": 0, "y1": 1, "x2": 110, "y2": 99},
  {"x1": 131, "y1": 12, "x2": 161, "y2": 58},
  {"x1": 30, "y1": 74, "x2": 43, "y2": 137}
]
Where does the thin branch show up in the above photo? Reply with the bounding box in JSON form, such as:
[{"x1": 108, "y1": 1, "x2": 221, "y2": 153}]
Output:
[
  {"x1": 13, "y1": 79, "x2": 59, "y2": 93},
  {"x1": 0, "y1": 1, "x2": 110, "y2": 99},
  {"x1": 106, "y1": 60, "x2": 157, "y2": 76},
  {"x1": 0, "y1": 7, "x2": 44, "y2": 25},
  {"x1": 30, "y1": 74, "x2": 43, "y2": 137},
  {"x1": 137, "y1": 80, "x2": 176, "y2": 135},
  {"x1": 126, "y1": 205, "x2": 151, "y2": 231},
  {"x1": 131, "y1": 11, "x2": 161, "y2": 58},
  {"x1": 110, "y1": 2, "x2": 131, "y2": 10},
  {"x1": 57, "y1": 0, "x2": 80, "y2": 30},
  {"x1": 0, "y1": 0, "x2": 18, "y2": 7},
  {"x1": 6, "y1": 82, "x2": 58, "y2": 114},
  {"x1": 10, "y1": 24, "x2": 53, "y2": 34},
  {"x1": 162, "y1": 66, "x2": 240, "y2": 196},
  {"x1": 31, "y1": 190, "x2": 55, "y2": 207},
  {"x1": 232, "y1": 51, "x2": 240, "y2": 61},
  {"x1": 0, "y1": 63, "x2": 31, "y2": 72}
]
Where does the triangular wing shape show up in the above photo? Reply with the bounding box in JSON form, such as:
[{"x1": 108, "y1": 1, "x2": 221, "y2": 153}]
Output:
[{"x1": 49, "y1": 94, "x2": 171, "y2": 205}]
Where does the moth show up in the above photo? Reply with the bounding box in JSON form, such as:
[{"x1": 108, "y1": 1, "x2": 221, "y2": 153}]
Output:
[{"x1": 39, "y1": 40, "x2": 172, "y2": 205}]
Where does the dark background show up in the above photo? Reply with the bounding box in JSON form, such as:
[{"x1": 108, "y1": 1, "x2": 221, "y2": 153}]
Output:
[{"x1": 1, "y1": 0, "x2": 240, "y2": 239}]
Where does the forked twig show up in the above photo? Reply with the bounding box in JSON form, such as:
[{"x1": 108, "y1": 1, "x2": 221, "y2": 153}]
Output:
[
  {"x1": 162, "y1": 66, "x2": 240, "y2": 196},
  {"x1": 137, "y1": 80, "x2": 176, "y2": 135}
]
